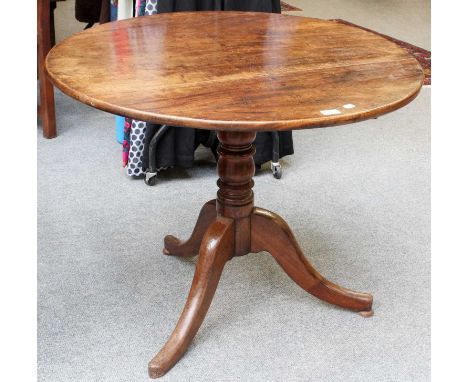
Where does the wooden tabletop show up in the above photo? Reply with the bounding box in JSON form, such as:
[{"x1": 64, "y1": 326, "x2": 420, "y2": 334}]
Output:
[{"x1": 46, "y1": 12, "x2": 424, "y2": 131}]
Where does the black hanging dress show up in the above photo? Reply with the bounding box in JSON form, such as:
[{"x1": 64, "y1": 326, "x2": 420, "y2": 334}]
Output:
[
  {"x1": 157, "y1": 0, "x2": 281, "y2": 12},
  {"x1": 142, "y1": 0, "x2": 294, "y2": 170}
]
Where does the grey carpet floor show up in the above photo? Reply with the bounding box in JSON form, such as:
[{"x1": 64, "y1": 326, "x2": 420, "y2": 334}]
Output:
[{"x1": 38, "y1": 87, "x2": 430, "y2": 382}]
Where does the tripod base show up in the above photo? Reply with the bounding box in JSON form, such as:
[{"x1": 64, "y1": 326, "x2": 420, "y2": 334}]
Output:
[
  {"x1": 148, "y1": 131, "x2": 373, "y2": 378},
  {"x1": 149, "y1": 201, "x2": 373, "y2": 378}
]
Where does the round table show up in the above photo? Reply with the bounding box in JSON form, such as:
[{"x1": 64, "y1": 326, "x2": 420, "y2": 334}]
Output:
[{"x1": 46, "y1": 11, "x2": 424, "y2": 378}]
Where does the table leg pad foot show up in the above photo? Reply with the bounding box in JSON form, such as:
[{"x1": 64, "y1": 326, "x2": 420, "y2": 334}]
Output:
[
  {"x1": 148, "y1": 362, "x2": 167, "y2": 379},
  {"x1": 162, "y1": 200, "x2": 217, "y2": 258},
  {"x1": 358, "y1": 309, "x2": 374, "y2": 318},
  {"x1": 149, "y1": 217, "x2": 234, "y2": 378},
  {"x1": 251, "y1": 207, "x2": 373, "y2": 313}
]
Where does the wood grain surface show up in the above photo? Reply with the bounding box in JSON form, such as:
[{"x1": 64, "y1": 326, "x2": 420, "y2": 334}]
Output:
[{"x1": 46, "y1": 12, "x2": 424, "y2": 131}]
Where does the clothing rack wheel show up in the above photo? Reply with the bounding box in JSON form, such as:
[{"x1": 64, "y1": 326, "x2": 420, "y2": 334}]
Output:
[
  {"x1": 145, "y1": 124, "x2": 170, "y2": 186},
  {"x1": 271, "y1": 161, "x2": 282, "y2": 179},
  {"x1": 145, "y1": 173, "x2": 158, "y2": 186},
  {"x1": 270, "y1": 131, "x2": 282, "y2": 179}
]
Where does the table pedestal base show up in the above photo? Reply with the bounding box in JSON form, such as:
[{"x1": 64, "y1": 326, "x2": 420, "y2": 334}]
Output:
[{"x1": 148, "y1": 132, "x2": 373, "y2": 378}]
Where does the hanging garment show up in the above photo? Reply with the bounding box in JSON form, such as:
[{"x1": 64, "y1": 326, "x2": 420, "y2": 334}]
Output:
[
  {"x1": 110, "y1": 2, "x2": 127, "y2": 154},
  {"x1": 145, "y1": 0, "x2": 158, "y2": 13},
  {"x1": 75, "y1": 0, "x2": 111, "y2": 24},
  {"x1": 117, "y1": 0, "x2": 134, "y2": 20},
  {"x1": 136, "y1": 0, "x2": 148, "y2": 16},
  {"x1": 124, "y1": 0, "x2": 159, "y2": 176},
  {"x1": 142, "y1": 0, "x2": 293, "y2": 171},
  {"x1": 110, "y1": 0, "x2": 118, "y2": 21},
  {"x1": 117, "y1": 1, "x2": 138, "y2": 170},
  {"x1": 157, "y1": 0, "x2": 281, "y2": 12}
]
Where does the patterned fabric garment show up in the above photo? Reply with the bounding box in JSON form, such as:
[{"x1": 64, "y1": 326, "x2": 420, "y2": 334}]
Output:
[
  {"x1": 145, "y1": 0, "x2": 158, "y2": 14},
  {"x1": 112, "y1": 1, "x2": 132, "y2": 167},
  {"x1": 125, "y1": 0, "x2": 157, "y2": 176},
  {"x1": 127, "y1": 120, "x2": 146, "y2": 174},
  {"x1": 122, "y1": 118, "x2": 131, "y2": 166},
  {"x1": 136, "y1": 0, "x2": 147, "y2": 16}
]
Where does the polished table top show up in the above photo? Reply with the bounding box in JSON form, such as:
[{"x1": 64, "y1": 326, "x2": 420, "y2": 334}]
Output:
[{"x1": 46, "y1": 11, "x2": 423, "y2": 131}]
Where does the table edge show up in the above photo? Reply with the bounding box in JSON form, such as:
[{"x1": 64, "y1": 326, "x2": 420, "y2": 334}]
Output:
[{"x1": 45, "y1": 12, "x2": 425, "y2": 132}]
